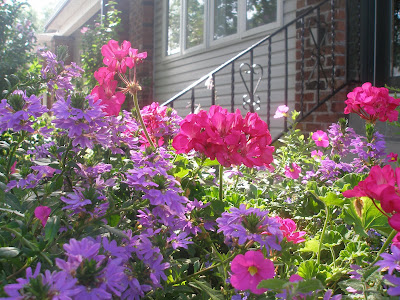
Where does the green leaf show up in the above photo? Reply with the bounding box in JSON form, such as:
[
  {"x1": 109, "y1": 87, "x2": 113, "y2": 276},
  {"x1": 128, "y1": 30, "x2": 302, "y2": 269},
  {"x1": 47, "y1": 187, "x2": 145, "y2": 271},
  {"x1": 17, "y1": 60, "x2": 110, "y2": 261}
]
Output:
[
  {"x1": 296, "y1": 279, "x2": 324, "y2": 293},
  {"x1": 0, "y1": 247, "x2": 20, "y2": 258},
  {"x1": 189, "y1": 280, "x2": 225, "y2": 300},
  {"x1": 298, "y1": 260, "x2": 318, "y2": 280},
  {"x1": 106, "y1": 214, "x2": 120, "y2": 227},
  {"x1": 300, "y1": 238, "x2": 320, "y2": 253},
  {"x1": 322, "y1": 230, "x2": 342, "y2": 247},
  {"x1": 319, "y1": 192, "x2": 345, "y2": 207},
  {"x1": 257, "y1": 278, "x2": 287, "y2": 290},
  {"x1": 50, "y1": 175, "x2": 64, "y2": 192},
  {"x1": 4, "y1": 192, "x2": 23, "y2": 212},
  {"x1": 45, "y1": 216, "x2": 60, "y2": 242}
]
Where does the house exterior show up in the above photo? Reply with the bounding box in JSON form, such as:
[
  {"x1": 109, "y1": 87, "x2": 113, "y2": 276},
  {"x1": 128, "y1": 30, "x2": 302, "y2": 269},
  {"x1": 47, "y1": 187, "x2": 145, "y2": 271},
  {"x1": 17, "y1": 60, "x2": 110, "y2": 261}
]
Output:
[{"x1": 43, "y1": 0, "x2": 400, "y2": 148}]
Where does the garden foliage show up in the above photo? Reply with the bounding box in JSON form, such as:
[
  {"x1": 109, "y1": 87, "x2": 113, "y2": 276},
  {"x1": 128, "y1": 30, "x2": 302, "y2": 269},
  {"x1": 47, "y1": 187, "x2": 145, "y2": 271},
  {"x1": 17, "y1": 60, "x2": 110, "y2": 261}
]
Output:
[
  {"x1": 0, "y1": 0, "x2": 36, "y2": 94},
  {"x1": 1, "y1": 40, "x2": 400, "y2": 299}
]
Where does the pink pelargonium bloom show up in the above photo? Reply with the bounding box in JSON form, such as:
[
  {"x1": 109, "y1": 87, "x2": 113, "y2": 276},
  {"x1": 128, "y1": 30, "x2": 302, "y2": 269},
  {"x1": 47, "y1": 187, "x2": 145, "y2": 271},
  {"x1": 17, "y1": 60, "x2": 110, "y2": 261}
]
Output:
[
  {"x1": 311, "y1": 150, "x2": 323, "y2": 160},
  {"x1": 126, "y1": 48, "x2": 147, "y2": 69},
  {"x1": 101, "y1": 40, "x2": 131, "y2": 73},
  {"x1": 91, "y1": 80, "x2": 126, "y2": 116},
  {"x1": 274, "y1": 217, "x2": 306, "y2": 244},
  {"x1": 343, "y1": 165, "x2": 400, "y2": 232},
  {"x1": 230, "y1": 250, "x2": 275, "y2": 294},
  {"x1": 34, "y1": 206, "x2": 51, "y2": 227},
  {"x1": 10, "y1": 161, "x2": 17, "y2": 174},
  {"x1": 80, "y1": 26, "x2": 89, "y2": 34},
  {"x1": 273, "y1": 105, "x2": 289, "y2": 119},
  {"x1": 94, "y1": 67, "x2": 115, "y2": 85},
  {"x1": 312, "y1": 130, "x2": 329, "y2": 147},
  {"x1": 392, "y1": 233, "x2": 400, "y2": 249},
  {"x1": 289, "y1": 274, "x2": 303, "y2": 282},
  {"x1": 387, "y1": 152, "x2": 399, "y2": 163},
  {"x1": 284, "y1": 163, "x2": 301, "y2": 179},
  {"x1": 172, "y1": 105, "x2": 274, "y2": 168},
  {"x1": 344, "y1": 82, "x2": 400, "y2": 123}
]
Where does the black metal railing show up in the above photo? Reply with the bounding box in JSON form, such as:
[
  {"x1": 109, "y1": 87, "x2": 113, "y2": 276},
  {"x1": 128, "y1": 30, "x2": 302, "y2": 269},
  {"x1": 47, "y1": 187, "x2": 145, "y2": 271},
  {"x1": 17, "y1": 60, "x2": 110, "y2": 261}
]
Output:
[{"x1": 161, "y1": 0, "x2": 358, "y2": 141}]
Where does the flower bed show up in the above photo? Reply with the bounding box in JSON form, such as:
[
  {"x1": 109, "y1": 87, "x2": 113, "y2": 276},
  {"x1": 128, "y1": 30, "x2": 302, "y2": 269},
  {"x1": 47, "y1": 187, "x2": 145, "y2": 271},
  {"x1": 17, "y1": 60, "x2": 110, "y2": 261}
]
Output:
[{"x1": 0, "y1": 40, "x2": 400, "y2": 299}]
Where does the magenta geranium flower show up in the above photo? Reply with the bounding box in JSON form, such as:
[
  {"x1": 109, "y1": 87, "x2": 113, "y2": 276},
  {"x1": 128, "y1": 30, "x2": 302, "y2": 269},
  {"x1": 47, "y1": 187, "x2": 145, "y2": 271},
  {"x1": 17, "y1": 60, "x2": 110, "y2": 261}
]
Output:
[
  {"x1": 312, "y1": 130, "x2": 329, "y2": 147},
  {"x1": 273, "y1": 105, "x2": 289, "y2": 119},
  {"x1": 101, "y1": 40, "x2": 131, "y2": 73},
  {"x1": 34, "y1": 206, "x2": 51, "y2": 227},
  {"x1": 230, "y1": 250, "x2": 275, "y2": 294},
  {"x1": 344, "y1": 82, "x2": 400, "y2": 123},
  {"x1": 284, "y1": 163, "x2": 301, "y2": 179},
  {"x1": 387, "y1": 152, "x2": 399, "y2": 163},
  {"x1": 274, "y1": 217, "x2": 306, "y2": 244}
]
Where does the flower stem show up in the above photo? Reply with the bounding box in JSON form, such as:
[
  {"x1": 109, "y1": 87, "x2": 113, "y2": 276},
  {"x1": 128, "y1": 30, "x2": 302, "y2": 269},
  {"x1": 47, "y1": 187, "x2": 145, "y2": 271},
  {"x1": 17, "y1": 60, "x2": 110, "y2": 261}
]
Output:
[
  {"x1": 5, "y1": 132, "x2": 25, "y2": 182},
  {"x1": 219, "y1": 164, "x2": 223, "y2": 202},
  {"x1": 370, "y1": 229, "x2": 397, "y2": 267},
  {"x1": 317, "y1": 205, "x2": 329, "y2": 265},
  {"x1": 131, "y1": 91, "x2": 156, "y2": 149}
]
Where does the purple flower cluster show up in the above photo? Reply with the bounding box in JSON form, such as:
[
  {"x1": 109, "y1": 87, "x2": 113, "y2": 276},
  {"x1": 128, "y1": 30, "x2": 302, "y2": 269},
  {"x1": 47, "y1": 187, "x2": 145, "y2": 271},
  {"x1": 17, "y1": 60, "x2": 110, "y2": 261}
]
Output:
[
  {"x1": 40, "y1": 51, "x2": 83, "y2": 100},
  {"x1": 216, "y1": 204, "x2": 283, "y2": 252},
  {"x1": 51, "y1": 96, "x2": 111, "y2": 150},
  {"x1": 2, "y1": 235, "x2": 172, "y2": 299},
  {"x1": 125, "y1": 149, "x2": 189, "y2": 229},
  {"x1": 0, "y1": 90, "x2": 48, "y2": 134},
  {"x1": 376, "y1": 245, "x2": 400, "y2": 296},
  {"x1": 7, "y1": 165, "x2": 60, "y2": 191}
]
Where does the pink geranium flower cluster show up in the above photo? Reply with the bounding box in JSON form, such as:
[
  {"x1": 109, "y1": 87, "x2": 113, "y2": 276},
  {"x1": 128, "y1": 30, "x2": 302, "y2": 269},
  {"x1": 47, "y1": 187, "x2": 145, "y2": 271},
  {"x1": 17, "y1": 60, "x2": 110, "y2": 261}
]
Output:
[
  {"x1": 139, "y1": 102, "x2": 182, "y2": 147},
  {"x1": 274, "y1": 217, "x2": 306, "y2": 244},
  {"x1": 344, "y1": 82, "x2": 400, "y2": 123},
  {"x1": 172, "y1": 105, "x2": 274, "y2": 168},
  {"x1": 343, "y1": 165, "x2": 400, "y2": 230},
  {"x1": 90, "y1": 40, "x2": 147, "y2": 116}
]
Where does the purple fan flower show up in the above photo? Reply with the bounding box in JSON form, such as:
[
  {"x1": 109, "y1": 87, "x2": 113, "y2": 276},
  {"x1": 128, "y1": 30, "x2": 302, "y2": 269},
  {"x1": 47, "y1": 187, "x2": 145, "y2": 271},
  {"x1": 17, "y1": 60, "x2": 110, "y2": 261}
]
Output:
[
  {"x1": 376, "y1": 244, "x2": 400, "y2": 274},
  {"x1": 384, "y1": 274, "x2": 400, "y2": 296}
]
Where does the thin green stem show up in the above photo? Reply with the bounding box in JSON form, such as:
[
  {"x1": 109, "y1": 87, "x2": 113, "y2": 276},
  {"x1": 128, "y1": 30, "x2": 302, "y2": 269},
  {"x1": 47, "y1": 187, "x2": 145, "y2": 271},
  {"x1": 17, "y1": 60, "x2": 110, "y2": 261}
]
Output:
[
  {"x1": 317, "y1": 205, "x2": 329, "y2": 265},
  {"x1": 369, "y1": 229, "x2": 397, "y2": 267},
  {"x1": 131, "y1": 91, "x2": 156, "y2": 149},
  {"x1": 6, "y1": 132, "x2": 25, "y2": 182},
  {"x1": 219, "y1": 164, "x2": 223, "y2": 202}
]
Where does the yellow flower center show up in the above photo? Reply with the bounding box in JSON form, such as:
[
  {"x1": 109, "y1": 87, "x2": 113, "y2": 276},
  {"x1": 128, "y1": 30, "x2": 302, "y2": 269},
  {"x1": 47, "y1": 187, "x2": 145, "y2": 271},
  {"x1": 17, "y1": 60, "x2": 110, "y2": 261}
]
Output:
[
  {"x1": 248, "y1": 266, "x2": 258, "y2": 276},
  {"x1": 318, "y1": 137, "x2": 322, "y2": 141},
  {"x1": 290, "y1": 168, "x2": 294, "y2": 172}
]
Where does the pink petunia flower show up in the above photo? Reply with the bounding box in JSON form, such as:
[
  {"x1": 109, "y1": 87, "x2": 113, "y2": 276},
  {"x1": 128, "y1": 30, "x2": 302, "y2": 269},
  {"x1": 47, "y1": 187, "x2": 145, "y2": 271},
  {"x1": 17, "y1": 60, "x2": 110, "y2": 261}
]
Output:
[
  {"x1": 387, "y1": 152, "x2": 399, "y2": 163},
  {"x1": 273, "y1": 105, "x2": 289, "y2": 119},
  {"x1": 34, "y1": 206, "x2": 51, "y2": 227},
  {"x1": 230, "y1": 250, "x2": 275, "y2": 294},
  {"x1": 284, "y1": 163, "x2": 301, "y2": 179},
  {"x1": 312, "y1": 130, "x2": 329, "y2": 147}
]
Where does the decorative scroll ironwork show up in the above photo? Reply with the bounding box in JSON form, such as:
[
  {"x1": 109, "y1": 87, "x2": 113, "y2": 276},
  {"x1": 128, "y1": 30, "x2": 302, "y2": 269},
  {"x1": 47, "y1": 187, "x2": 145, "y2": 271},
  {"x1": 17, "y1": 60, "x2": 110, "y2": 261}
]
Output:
[
  {"x1": 239, "y1": 63, "x2": 263, "y2": 112},
  {"x1": 307, "y1": 22, "x2": 329, "y2": 89}
]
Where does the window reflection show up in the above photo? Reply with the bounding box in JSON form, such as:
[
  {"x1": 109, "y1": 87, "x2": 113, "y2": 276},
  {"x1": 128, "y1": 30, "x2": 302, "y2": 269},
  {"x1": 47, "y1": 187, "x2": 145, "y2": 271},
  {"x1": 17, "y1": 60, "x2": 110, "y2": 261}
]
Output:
[
  {"x1": 246, "y1": 0, "x2": 277, "y2": 30},
  {"x1": 167, "y1": 0, "x2": 181, "y2": 55},
  {"x1": 392, "y1": 0, "x2": 400, "y2": 76},
  {"x1": 186, "y1": 0, "x2": 204, "y2": 49},
  {"x1": 214, "y1": 0, "x2": 238, "y2": 40}
]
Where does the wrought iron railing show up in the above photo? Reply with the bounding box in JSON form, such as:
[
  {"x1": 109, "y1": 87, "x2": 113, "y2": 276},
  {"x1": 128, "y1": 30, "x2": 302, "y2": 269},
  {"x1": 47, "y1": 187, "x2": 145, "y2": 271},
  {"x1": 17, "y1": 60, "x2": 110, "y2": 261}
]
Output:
[{"x1": 161, "y1": 0, "x2": 357, "y2": 141}]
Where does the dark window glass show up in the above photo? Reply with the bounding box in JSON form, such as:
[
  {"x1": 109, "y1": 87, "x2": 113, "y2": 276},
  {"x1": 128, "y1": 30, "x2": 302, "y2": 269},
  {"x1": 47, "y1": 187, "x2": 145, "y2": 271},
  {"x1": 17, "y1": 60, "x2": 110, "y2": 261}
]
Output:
[
  {"x1": 246, "y1": 0, "x2": 277, "y2": 30},
  {"x1": 214, "y1": 0, "x2": 238, "y2": 40},
  {"x1": 186, "y1": 0, "x2": 204, "y2": 49}
]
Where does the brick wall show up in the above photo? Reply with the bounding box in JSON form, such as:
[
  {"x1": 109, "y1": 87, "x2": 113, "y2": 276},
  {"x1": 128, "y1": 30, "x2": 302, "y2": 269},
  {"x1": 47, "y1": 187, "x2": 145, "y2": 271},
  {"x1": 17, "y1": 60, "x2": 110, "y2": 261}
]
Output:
[
  {"x1": 295, "y1": 0, "x2": 349, "y2": 132},
  {"x1": 127, "y1": 0, "x2": 155, "y2": 108}
]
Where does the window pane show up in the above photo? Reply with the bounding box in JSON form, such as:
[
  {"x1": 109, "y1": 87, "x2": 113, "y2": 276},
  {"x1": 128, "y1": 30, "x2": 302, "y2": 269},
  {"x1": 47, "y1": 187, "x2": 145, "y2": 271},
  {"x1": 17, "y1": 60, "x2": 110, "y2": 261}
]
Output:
[
  {"x1": 214, "y1": 0, "x2": 238, "y2": 40},
  {"x1": 246, "y1": 0, "x2": 277, "y2": 30},
  {"x1": 167, "y1": 0, "x2": 181, "y2": 55},
  {"x1": 186, "y1": 0, "x2": 204, "y2": 49},
  {"x1": 392, "y1": 1, "x2": 400, "y2": 76}
]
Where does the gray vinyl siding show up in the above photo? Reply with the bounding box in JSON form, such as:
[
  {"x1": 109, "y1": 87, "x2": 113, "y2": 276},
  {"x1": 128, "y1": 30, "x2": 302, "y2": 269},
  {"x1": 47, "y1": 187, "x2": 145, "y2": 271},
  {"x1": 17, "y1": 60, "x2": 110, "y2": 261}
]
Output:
[{"x1": 153, "y1": 0, "x2": 297, "y2": 139}]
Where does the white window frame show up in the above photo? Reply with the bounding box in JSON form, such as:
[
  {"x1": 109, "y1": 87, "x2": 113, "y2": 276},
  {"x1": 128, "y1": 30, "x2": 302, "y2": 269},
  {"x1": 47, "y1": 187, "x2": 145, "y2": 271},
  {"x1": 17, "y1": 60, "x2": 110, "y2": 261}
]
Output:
[{"x1": 163, "y1": 0, "x2": 283, "y2": 58}]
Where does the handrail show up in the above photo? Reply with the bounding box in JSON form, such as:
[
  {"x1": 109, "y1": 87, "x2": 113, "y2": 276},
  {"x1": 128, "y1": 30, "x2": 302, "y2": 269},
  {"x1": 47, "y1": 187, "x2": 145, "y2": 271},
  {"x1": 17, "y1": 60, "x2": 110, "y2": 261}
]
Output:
[{"x1": 161, "y1": 0, "x2": 331, "y2": 107}]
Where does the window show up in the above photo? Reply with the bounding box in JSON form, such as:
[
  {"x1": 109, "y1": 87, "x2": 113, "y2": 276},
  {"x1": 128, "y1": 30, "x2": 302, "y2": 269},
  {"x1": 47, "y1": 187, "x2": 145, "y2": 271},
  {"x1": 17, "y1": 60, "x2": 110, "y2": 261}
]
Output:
[{"x1": 166, "y1": 0, "x2": 281, "y2": 56}]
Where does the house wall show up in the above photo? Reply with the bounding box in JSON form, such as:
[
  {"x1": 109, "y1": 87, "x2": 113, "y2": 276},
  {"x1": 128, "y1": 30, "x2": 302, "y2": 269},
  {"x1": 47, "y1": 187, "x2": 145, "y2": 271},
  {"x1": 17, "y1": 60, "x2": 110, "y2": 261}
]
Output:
[{"x1": 153, "y1": 0, "x2": 298, "y2": 139}]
